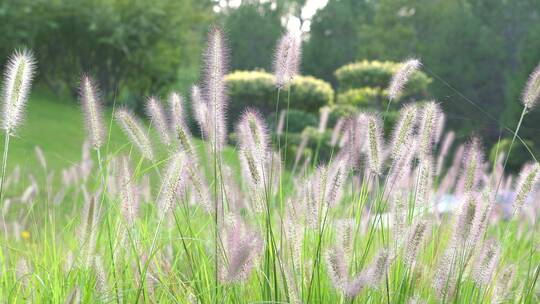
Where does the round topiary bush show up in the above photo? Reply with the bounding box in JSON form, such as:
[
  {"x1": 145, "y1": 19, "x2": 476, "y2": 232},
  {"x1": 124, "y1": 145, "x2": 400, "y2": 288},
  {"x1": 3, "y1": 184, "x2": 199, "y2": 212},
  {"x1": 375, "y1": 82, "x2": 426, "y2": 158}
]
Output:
[
  {"x1": 334, "y1": 60, "x2": 431, "y2": 97},
  {"x1": 327, "y1": 104, "x2": 359, "y2": 127},
  {"x1": 289, "y1": 75, "x2": 334, "y2": 112},
  {"x1": 336, "y1": 87, "x2": 388, "y2": 108},
  {"x1": 225, "y1": 70, "x2": 276, "y2": 114},
  {"x1": 225, "y1": 70, "x2": 334, "y2": 128}
]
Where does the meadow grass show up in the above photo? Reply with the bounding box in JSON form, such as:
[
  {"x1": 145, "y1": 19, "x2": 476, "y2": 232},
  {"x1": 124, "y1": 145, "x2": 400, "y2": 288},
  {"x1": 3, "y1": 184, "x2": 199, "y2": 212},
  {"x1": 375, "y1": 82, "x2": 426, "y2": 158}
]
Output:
[{"x1": 0, "y1": 31, "x2": 539, "y2": 304}]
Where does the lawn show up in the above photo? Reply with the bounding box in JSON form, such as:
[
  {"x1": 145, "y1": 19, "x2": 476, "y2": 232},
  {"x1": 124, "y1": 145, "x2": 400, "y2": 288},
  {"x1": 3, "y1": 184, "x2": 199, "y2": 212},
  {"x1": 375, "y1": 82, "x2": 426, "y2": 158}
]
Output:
[{"x1": 1, "y1": 88, "x2": 126, "y2": 173}]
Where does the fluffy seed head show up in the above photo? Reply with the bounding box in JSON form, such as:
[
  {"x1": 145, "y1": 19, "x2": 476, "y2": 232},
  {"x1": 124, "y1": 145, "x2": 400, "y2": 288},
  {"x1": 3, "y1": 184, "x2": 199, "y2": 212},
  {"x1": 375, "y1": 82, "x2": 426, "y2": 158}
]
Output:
[
  {"x1": 191, "y1": 85, "x2": 208, "y2": 135},
  {"x1": 435, "y1": 112, "x2": 446, "y2": 144},
  {"x1": 92, "y1": 255, "x2": 107, "y2": 293},
  {"x1": 157, "y1": 153, "x2": 186, "y2": 217},
  {"x1": 391, "y1": 191, "x2": 408, "y2": 244},
  {"x1": 343, "y1": 272, "x2": 368, "y2": 298},
  {"x1": 2, "y1": 50, "x2": 36, "y2": 134},
  {"x1": 221, "y1": 218, "x2": 262, "y2": 283},
  {"x1": 418, "y1": 101, "x2": 442, "y2": 157},
  {"x1": 335, "y1": 219, "x2": 355, "y2": 260},
  {"x1": 453, "y1": 193, "x2": 477, "y2": 246},
  {"x1": 203, "y1": 27, "x2": 229, "y2": 151},
  {"x1": 330, "y1": 117, "x2": 345, "y2": 147},
  {"x1": 237, "y1": 110, "x2": 268, "y2": 157},
  {"x1": 115, "y1": 109, "x2": 155, "y2": 161},
  {"x1": 469, "y1": 192, "x2": 493, "y2": 246},
  {"x1": 459, "y1": 137, "x2": 483, "y2": 193},
  {"x1": 293, "y1": 132, "x2": 309, "y2": 170},
  {"x1": 512, "y1": 162, "x2": 540, "y2": 214},
  {"x1": 436, "y1": 131, "x2": 455, "y2": 176},
  {"x1": 388, "y1": 139, "x2": 417, "y2": 190},
  {"x1": 416, "y1": 157, "x2": 433, "y2": 207},
  {"x1": 169, "y1": 92, "x2": 195, "y2": 155},
  {"x1": 79, "y1": 192, "x2": 100, "y2": 267},
  {"x1": 238, "y1": 110, "x2": 269, "y2": 190},
  {"x1": 274, "y1": 31, "x2": 301, "y2": 88},
  {"x1": 492, "y1": 265, "x2": 515, "y2": 303},
  {"x1": 325, "y1": 246, "x2": 348, "y2": 290},
  {"x1": 168, "y1": 92, "x2": 185, "y2": 132},
  {"x1": 404, "y1": 220, "x2": 429, "y2": 266},
  {"x1": 119, "y1": 156, "x2": 139, "y2": 227},
  {"x1": 472, "y1": 239, "x2": 500, "y2": 285},
  {"x1": 521, "y1": 61, "x2": 540, "y2": 110},
  {"x1": 146, "y1": 96, "x2": 172, "y2": 146},
  {"x1": 186, "y1": 165, "x2": 212, "y2": 213},
  {"x1": 391, "y1": 104, "x2": 418, "y2": 159},
  {"x1": 388, "y1": 58, "x2": 422, "y2": 101},
  {"x1": 325, "y1": 159, "x2": 347, "y2": 207},
  {"x1": 366, "y1": 114, "x2": 384, "y2": 175},
  {"x1": 366, "y1": 250, "x2": 390, "y2": 286},
  {"x1": 80, "y1": 75, "x2": 105, "y2": 149},
  {"x1": 276, "y1": 110, "x2": 286, "y2": 136},
  {"x1": 433, "y1": 249, "x2": 457, "y2": 299},
  {"x1": 318, "y1": 106, "x2": 330, "y2": 134}
]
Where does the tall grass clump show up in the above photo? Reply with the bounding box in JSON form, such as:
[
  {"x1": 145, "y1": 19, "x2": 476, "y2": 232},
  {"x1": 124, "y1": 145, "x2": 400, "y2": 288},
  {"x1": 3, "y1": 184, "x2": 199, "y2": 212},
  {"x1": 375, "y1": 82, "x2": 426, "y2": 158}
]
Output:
[
  {"x1": 0, "y1": 31, "x2": 539, "y2": 304},
  {"x1": 0, "y1": 50, "x2": 35, "y2": 235}
]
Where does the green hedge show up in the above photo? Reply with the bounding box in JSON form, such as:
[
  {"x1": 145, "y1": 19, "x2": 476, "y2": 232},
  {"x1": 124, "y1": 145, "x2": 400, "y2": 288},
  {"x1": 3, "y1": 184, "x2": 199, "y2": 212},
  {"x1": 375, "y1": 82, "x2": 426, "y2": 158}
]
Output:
[
  {"x1": 327, "y1": 104, "x2": 359, "y2": 127},
  {"x1": 225, "y1": 70, "x2": 334, "y2": 127},
  {"x1": 291, "y1": 76, "x2": 335, "y2": 111},
  {"x1": 336, "y1": 87, "x2": 388, "y2": 108},
  {"x1": 327, "y1": 104, "x2": 398, "y2": 136},
  {"x1": 334, "y1": 60, "x2": 431, "y2": 96}
]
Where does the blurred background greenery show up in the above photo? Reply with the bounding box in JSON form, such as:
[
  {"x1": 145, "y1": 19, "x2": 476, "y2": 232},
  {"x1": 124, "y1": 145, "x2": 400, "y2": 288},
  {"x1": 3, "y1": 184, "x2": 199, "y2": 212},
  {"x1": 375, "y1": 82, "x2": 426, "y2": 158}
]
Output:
[{"x1": 1, "y1": 0, "x2": 540, "y2": 170}]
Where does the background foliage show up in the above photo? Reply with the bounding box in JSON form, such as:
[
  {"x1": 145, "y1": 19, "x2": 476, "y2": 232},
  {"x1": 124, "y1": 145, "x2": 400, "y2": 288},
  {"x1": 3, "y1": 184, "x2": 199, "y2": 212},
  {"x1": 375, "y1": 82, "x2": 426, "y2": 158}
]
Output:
[
  {"x1": 2, "y1": 0, "x2": 540, "y2": 165},
  {"x1": 225, "y1": 70, "x2": 333, "y2": 127},
  {"x1": 0, "y1": 0, "x2": 212, "y2": 109}
]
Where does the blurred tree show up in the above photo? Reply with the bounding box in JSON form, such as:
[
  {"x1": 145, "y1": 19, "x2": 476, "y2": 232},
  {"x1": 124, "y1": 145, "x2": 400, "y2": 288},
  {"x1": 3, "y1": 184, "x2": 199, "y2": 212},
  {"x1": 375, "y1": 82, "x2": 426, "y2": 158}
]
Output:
[
  {"x1": 359, "y1": 0, "x2": 504, "y2": 138},
  {"x1": 223, "y1": 2, "x2": 284, "y2": 71},
  {"x1": 303, "y1": 0, "x2": 374, "y2": 86},
  {"x1": 0, "y1": 0, "x2": 213, "y2": 109}
]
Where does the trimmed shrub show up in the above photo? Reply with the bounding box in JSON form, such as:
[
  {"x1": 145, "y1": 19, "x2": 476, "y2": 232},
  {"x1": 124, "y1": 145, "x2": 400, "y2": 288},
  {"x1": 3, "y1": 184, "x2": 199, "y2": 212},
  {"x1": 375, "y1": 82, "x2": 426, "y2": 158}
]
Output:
[
  {"x1": 327, "y1": 103, "x2": 398, "y2": 136},
  {"x1": 328, "y1": 104, "x2": 359, "y2": 127},
  {"x1": 225, "y1": 70, "x2": 334, "y2": 128},
  {"x1": 290, "y1": 76, "x2": 334, "y2": 112},
  {"x1": 336, "y1": 87, "x2": 388, "y2": 108},
  {"x1": 334, "y1": 60, "x2": 431, "y2": 96}
]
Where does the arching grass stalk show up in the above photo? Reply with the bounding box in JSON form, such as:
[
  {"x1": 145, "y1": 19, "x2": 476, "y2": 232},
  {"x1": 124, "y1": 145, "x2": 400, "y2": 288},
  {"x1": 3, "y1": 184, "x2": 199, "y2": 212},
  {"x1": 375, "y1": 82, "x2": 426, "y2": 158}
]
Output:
[
  {"x1": 95, "y1": 148, "x2": 121, "y2": 304},
  {"x1": 270, "y1": 87, "x2": 288, "y2": 289},
  {"x1": 495, "y1": 107, "x2": 526, "y2": 194},
  {"x1": 0, "y1": 132, "x2": 11, "y2": 239},
  {"x1": 273, "y1": 28, "x2": 300, "y2": 166},
  {"x1": 496, "y1": 60, "x2": 540, "y2": 197},
  {"x1": 383, "y1": 58, "x2": 422, "y2": 124},
  {"x1": 495, "y1": 107, "x2": 533, "y2": 247},
  {"x1": 135, "y1": 152, "x2": 185, "y2": 303},
  {"x1": 283, "y1": 88, "x2": 292, "y2": 166},
  {"x1": 0, "y1": 50, "x2": 35, "y2": 239}
]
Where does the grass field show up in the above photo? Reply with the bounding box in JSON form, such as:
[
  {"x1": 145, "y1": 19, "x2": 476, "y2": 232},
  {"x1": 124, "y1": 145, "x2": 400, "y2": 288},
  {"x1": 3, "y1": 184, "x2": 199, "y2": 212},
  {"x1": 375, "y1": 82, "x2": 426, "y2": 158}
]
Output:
[
  {"x1": 1, "y1": 33, "x2": 540, "y2": 303},
  {"x1": 0, "y1": 90, "x2": 538, "y2": 303},
  {"x1": 1, "y1": 88, "x2": 125, "y2": 173},
  {"x1": 1, "y1": 88, "x2": 240, "y2": 178}
]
